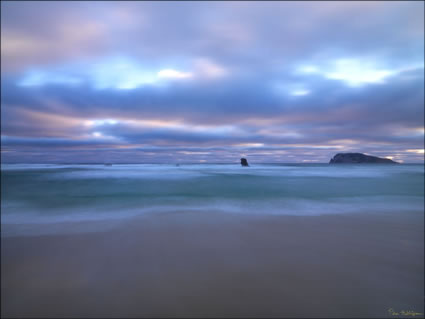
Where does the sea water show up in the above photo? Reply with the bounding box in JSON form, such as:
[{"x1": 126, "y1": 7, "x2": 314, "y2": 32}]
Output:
[{"x1": 1, "y1": 163, "x2": 424, "y2": 236}]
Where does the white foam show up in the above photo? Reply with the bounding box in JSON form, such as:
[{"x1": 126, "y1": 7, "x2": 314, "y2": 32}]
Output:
[{"x1": 2, "y1": 195, "x2": 423, "y2": 225}]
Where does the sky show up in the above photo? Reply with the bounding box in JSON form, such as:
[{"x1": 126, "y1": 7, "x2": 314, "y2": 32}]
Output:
[{"x1": 1, "y1": 1, "x2": 424, "y2": 163}]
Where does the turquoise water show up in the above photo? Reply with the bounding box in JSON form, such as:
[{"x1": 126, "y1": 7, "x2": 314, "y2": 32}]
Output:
[{"x1": 1, "y1": 163, "x2": 424, "y2": 227}]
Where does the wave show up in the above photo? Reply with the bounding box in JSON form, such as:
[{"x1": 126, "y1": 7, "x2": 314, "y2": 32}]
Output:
[{"x1": 3, "y1": 163, "x2": 422, "y2": 179}]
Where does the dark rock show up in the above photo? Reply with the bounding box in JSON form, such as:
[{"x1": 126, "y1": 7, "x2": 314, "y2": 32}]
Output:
[
  {"x1": 329, "y1": 153, "x2": 398, "y2": 164},
  {"x1": 240, "y1": 158, "x2": 249, "y2": 166}
]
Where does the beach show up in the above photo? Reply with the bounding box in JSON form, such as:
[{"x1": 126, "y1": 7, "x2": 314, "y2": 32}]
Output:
[
  {"x1": 2, "y1": 210, "x2": 424, "y2": 318},
  {"x1": 1, "y1": 163, "x2": 424, "y2": 317}
]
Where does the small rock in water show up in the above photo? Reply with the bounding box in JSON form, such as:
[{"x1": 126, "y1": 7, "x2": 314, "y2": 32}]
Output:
[{"x1": 240, "y1": 158, "x2": 249, "y2": 166}]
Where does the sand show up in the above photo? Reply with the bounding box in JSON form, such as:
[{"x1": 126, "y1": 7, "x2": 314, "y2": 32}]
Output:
[{"x1": 1, "y1": 211, "x2": 424, "y2": 318}]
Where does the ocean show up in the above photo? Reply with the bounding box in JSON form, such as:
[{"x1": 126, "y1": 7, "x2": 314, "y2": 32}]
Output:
[{"x1": 1, "y1": 163, "x2": 423, "y2": 236}]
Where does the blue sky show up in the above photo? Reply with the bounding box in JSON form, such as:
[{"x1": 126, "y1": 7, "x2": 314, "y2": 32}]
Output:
[{"x1": 1, "y1": 1, "x2": 424, "y2": 163}]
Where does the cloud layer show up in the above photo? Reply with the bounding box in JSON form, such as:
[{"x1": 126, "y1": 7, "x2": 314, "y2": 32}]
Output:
[{"x1": 1, "y1": 1, "x2": 424, "y2": 163}]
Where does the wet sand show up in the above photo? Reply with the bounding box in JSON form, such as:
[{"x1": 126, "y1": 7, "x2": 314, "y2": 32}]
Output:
[{"x1": 1, "y1": 211, "x2": 424, "y2": 318}]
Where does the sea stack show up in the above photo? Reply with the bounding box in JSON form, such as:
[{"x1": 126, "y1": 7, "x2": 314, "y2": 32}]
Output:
[
  {"x1": 329, "y1": 153, "x2": 398, "y2": 164},
  {"x1": 240, "y1": 158, "x2": 249, "y2": 166}
]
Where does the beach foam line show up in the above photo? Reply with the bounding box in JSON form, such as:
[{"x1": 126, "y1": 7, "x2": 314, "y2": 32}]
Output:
[{"x1": 2, "y1": 196, "x2": 423, "y2": 226}]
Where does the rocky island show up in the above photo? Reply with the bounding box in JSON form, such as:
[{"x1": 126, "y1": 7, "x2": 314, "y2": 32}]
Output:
[{"x1": 329, "y1": 153, "x2": 398, "y2": 164}]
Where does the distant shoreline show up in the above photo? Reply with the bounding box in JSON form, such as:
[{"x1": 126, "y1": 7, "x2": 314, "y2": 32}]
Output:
[{"x1": 1, "y1": 162, "x2": 421, "y2": 165}]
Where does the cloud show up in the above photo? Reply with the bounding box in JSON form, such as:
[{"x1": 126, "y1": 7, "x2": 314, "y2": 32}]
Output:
[
  {"x1": 157, "y1": 69, "x2": 193, "y2": 79},
  {"x1": 296, "y1": 59, "x2": 424, "y2": 87},
  {"x1": 1, "y1": 1, "x2": 424, "y2": 163},
  {"x1": 1, "y1": 2, "x2": 109, "y2": 73},
  {"x1": 194, "y1": 58, "x2": 228, "y2": 79}
]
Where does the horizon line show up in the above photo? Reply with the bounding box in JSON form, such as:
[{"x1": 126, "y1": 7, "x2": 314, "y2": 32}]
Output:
[{"x1": 2, "y1": 161, "x2": 422, "y2": 165}]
